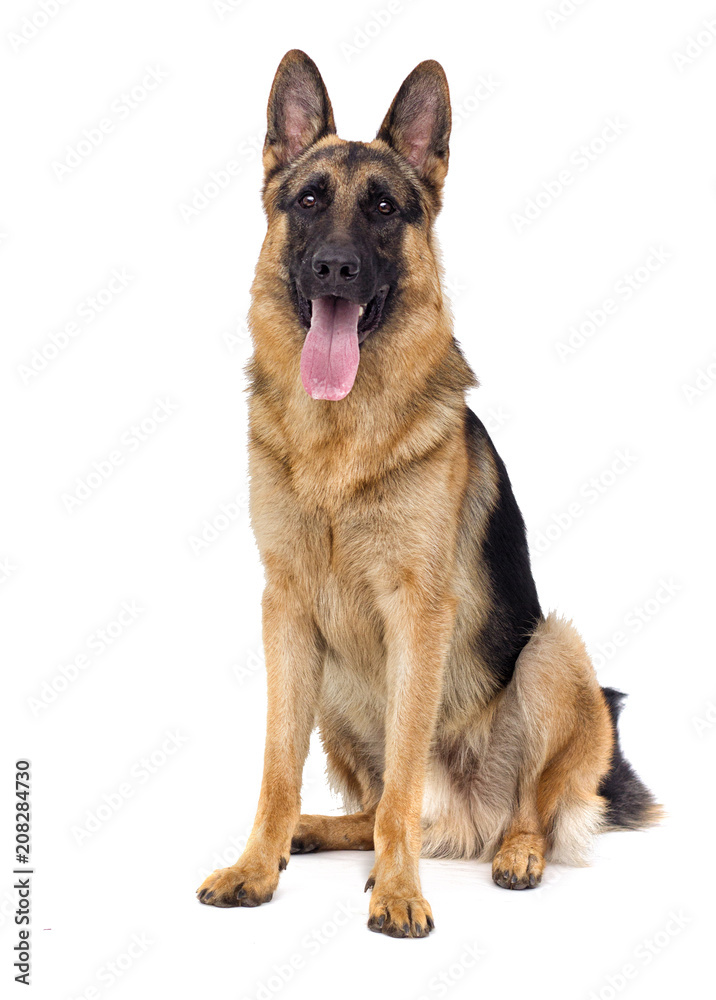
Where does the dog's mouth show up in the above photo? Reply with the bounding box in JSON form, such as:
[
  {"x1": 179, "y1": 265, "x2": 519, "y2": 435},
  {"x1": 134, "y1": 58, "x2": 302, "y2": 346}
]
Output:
[{"x1": 297, "y1": 285, "x2": 389, "y2": 401}]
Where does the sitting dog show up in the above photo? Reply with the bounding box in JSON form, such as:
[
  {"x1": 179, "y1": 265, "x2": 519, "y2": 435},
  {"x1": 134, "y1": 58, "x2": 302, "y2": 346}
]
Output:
[{"x1": 197, "y1": 50, "x2": 660, "y2": 938}]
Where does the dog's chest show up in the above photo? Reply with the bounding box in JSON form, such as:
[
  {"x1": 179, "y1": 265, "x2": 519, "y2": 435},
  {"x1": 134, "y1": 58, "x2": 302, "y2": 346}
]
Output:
[
  {"x1": 310, "y1": 558, "x2": 390, "y2": 729},
  {"x1": 310, "y1": 534, "x2": 385, "y2": 664}
]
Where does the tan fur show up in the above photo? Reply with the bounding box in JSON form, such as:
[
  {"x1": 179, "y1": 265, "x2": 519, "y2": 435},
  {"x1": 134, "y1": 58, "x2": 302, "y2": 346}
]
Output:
[
  {"x1": 196, "y1": 51, "x2": 656, "y2": 936},
  {"x1": 292, "y1": 810, "x2": 376, "y2": 853}
]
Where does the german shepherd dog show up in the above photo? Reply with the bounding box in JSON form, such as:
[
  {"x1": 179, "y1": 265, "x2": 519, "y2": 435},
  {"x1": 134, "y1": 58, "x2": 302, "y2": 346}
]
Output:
[{"x1": 197, "y1": 50, "x2": 660, "y2": 937}]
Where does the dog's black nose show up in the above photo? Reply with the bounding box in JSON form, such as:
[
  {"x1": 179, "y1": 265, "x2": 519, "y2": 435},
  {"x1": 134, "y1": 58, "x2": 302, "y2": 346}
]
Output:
[{"x1": 311, "y1": 247, "x2": 360, "y2": 283}]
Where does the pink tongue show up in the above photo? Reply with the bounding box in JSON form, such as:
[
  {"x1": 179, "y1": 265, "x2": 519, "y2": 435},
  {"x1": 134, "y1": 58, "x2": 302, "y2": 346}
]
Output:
[{"x1": 300, "y1": 296, "x2": 361, "y2": 400}]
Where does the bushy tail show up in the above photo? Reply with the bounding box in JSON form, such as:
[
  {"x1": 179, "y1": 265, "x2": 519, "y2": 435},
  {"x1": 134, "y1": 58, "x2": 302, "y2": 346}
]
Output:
[{"x1": 598, "y1": 687, "x2": 663, "y2": 830}]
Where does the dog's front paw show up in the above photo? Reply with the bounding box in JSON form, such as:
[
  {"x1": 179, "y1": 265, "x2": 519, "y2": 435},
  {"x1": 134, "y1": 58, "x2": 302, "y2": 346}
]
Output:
[
  {"x1": 196, "y1": 860, "x2": 282, "y2": 908},
  {"x1": 365, "y1": 875, "x2": 434, "y2": 938}
]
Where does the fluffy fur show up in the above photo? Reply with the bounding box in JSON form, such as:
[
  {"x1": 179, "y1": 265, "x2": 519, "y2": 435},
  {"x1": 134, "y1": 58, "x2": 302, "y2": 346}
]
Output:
[{"x1": 196, "y1": 50, "x2": 660, "y2": 937}]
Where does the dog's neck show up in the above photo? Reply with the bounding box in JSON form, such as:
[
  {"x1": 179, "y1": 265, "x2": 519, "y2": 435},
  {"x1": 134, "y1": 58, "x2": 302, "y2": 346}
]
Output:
[{"x1": 247, "y1": 280, "x2": 475, "y2": 504}]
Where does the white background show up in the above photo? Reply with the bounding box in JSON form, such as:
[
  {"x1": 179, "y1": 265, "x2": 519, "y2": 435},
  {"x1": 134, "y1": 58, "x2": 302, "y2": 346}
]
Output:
[{"x1": 2, "y1": 0, "x2": 715, "y2": 997}]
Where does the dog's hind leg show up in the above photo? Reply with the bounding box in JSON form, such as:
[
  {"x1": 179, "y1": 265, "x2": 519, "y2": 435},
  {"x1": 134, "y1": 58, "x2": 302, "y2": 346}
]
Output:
[
  {"x1": 491, "y1": 613, "x2": 614, "y2": 889},
  {"x1": 491, "y1": 787, "x2": 548, "y2": 890},
  {"x1": 291, "y1": 809, "x2": 375, "y2": 853}
]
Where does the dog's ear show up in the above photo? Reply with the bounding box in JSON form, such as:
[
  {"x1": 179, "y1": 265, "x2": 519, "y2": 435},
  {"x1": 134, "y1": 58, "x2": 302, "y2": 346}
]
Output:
[
  {"x1": 263, "y1": 50, "x2": 336, "y2": 176},
  {"x1": 377, "y1": 60, "x2": 451, "y2": 194}
]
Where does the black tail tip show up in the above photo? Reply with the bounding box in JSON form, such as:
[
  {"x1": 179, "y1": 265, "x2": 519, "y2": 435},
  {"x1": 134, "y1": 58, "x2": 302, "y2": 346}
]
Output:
[{"x1": 599, "y1": 687, "x2": 663, "y2": 830}]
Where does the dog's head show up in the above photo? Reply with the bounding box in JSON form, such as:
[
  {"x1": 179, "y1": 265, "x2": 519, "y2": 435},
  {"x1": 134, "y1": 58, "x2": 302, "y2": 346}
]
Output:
[{"x1": 258, "y1": 50, "x2": 452, "y2": 401}]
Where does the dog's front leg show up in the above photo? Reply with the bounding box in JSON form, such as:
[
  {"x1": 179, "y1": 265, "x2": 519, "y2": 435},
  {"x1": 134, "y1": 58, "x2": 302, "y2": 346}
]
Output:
[
  {"x1": 366, "y1": 585, "x2": 455, "y2": 938},
  {"x1": 197, "y1": 577, "x2": 322, "y2": 908}
]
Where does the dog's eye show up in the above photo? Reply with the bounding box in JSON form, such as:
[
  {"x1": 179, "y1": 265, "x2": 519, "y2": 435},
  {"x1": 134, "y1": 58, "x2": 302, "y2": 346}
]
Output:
[
  {"x1": 298, "y1": 193, "x2": 316, "y2": 209},
  {"x1": 377, "y1": 198, "x2": 395, "y2": 215}
]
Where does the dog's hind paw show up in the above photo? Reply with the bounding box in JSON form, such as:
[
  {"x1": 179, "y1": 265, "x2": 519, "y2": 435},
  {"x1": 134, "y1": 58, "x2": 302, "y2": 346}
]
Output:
[{"x1": 492, "y1": 840, "x2": 545, "y2": 890}]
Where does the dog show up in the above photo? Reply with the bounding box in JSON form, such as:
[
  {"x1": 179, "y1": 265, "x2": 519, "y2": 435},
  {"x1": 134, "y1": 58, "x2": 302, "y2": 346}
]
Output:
[{"x1": 197, "y1": 50, "x2": 660, "y2": 937}]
